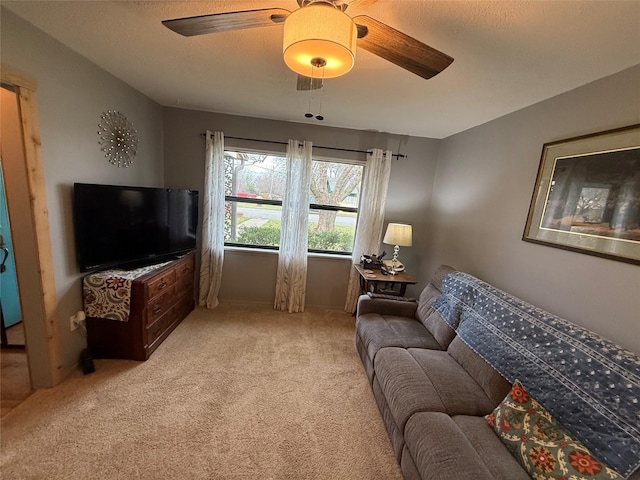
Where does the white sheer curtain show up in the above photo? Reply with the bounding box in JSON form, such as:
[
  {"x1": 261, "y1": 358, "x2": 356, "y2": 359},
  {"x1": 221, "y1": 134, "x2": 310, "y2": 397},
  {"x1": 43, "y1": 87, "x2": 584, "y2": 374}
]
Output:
[
  {"x1": 198, "y1": 131, "x2": 225, "y2": 309},
  {"x1": 344, "y1": 148, "x2": 393, "y2": 313},
  {"x1": 274, "y1": 140, "x2": 313, "y2": 313}
]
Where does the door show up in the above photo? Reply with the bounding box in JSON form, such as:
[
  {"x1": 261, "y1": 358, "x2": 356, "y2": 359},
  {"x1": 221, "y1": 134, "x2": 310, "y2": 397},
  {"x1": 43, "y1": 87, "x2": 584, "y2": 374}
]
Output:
[{"x1": 0, "y1": 159, "x2": 23, "y2": 331}]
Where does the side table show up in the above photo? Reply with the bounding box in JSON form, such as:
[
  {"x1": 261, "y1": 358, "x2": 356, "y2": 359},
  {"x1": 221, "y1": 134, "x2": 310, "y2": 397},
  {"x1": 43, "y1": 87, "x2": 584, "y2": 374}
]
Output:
[{"x1": 354, "y1": 264, "x2": 417, "y2": 297}]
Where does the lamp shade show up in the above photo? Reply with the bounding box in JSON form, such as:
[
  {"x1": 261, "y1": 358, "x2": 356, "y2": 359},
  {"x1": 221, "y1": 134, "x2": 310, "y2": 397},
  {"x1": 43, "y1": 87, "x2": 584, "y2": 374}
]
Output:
[
  {"x1": 283, "y1": 4, "x2": 357, "y2": 79},
  {"x1": 383, "y1": 223, "x2": 413, "y2": 247}
]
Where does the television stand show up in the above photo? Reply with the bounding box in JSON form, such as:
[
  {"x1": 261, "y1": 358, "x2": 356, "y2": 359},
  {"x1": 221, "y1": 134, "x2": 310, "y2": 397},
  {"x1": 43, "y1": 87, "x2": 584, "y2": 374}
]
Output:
[{"x1": 84, "y1": 251, "x2": 195, "y2": 360}]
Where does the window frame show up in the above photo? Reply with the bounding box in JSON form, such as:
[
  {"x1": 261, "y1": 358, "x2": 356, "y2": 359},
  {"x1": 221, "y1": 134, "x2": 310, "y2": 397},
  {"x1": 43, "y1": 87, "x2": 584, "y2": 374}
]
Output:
[{"x1": 223, "y1": 147, "x2": 363, "y2": 255}]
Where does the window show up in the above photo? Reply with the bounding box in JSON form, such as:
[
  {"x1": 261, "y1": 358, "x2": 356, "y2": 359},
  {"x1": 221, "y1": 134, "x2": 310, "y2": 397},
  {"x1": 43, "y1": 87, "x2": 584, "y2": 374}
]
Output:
[{"x1": 224, "y1": 150, "x2": 363, "y2": 254}]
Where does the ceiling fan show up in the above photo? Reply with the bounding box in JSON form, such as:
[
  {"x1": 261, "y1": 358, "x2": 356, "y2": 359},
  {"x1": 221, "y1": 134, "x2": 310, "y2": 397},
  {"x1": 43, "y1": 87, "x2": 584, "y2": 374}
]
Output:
[{"x1": 162, "y1": 0, "x2": 454, "y2": 90}]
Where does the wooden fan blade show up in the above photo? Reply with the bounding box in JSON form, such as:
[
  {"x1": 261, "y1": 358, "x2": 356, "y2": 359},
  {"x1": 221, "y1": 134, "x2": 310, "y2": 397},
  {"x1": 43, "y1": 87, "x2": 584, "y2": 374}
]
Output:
[
  {"x1": 162, "y1": 8, "x2": 290, "y2": 37},
  {"x1": 297, "y1": 75, "x2": 323, "y2": 91},
  {"x1": 345, "y1": 0, "x2": 378, "y2": 10},
  {"x1": 353, "y1": 15, "x2": 453, "y2": 80}
]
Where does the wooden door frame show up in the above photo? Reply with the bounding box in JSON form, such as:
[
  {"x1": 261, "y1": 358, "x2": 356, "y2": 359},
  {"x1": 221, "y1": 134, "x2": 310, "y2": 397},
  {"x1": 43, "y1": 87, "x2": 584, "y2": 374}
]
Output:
[{"x1": 2, "y1": 64, "x2": 63, "y2": 387}]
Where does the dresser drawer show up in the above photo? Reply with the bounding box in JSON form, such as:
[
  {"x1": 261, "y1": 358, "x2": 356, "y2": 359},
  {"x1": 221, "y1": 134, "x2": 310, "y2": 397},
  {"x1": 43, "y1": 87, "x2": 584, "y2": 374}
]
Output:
[
  {"x1": 176, "y1": 271, "x2": 194, "y2": 292},
  {"x1": 175, "y1": 258, "x2": 194, "y2": 281},
  {"x1": 175, "y1": 289, "x2": 195, "y2": 319},
  {"x1": 146, "y1": 307, "x2": 175, "y2": 346},
  {"x1": 147, "y1": 270, "x2": 177, "y2": 300},
  {"x1": 146, "y1": 286, "x2": 176, "y2": 325}
]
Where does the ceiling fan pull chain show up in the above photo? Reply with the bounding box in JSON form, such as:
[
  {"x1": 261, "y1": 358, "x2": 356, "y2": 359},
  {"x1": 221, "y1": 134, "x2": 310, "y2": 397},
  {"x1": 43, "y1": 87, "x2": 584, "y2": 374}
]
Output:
[
  {"x1": 305, "y1": 63, "x2": 317, "y2": 118},
  {"x1": 316, "y1": 65, "x2": 325, "y2": 121},
  {"x1": 305, "y1": 89, "x2": 313, "y2": 119}
]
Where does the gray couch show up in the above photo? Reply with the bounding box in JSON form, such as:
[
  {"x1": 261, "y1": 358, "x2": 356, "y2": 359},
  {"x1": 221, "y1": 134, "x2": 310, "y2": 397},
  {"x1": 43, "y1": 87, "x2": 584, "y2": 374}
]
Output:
[{"x1": 355, "y1": 265, "x2": 640, "y2": 480}]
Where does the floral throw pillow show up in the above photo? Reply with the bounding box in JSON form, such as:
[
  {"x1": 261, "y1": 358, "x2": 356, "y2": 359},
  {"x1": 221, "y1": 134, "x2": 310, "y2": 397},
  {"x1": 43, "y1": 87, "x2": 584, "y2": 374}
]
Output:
[{"x1": 485, "y1": 380, "x2": 623, "y2": 480}]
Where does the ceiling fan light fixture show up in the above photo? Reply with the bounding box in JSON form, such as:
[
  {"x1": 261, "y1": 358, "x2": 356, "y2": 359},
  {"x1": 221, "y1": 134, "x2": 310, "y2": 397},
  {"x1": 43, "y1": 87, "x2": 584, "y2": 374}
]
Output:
[{"x1": 283, "y1": 4, "x2": 356, "y2": 79}]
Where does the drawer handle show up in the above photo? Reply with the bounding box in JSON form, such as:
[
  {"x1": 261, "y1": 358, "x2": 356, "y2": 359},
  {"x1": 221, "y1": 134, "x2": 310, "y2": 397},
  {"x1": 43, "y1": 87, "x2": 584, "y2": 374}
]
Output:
[
  {"x1": 181, "y1": 268, "x2": 189, "y2": 274},
  {"x1": 158, "y1": 281, "x2": 167, "y2": 290},
  {"x1": 152, "y1": 305, "x2": 162, "y2": 314}
]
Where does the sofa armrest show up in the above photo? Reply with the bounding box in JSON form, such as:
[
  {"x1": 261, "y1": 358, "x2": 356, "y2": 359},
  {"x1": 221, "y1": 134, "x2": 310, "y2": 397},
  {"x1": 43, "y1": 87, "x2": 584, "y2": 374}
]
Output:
[{"x1": 356, "y1": 294, "x2": 419, "y2": 318}]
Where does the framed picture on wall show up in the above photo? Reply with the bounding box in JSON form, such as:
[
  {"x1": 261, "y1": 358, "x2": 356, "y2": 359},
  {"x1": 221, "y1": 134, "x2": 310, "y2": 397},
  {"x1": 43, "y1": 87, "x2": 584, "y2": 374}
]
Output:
[{"x1": 523, "y1": 124, "x2": 640, "y2": 265}]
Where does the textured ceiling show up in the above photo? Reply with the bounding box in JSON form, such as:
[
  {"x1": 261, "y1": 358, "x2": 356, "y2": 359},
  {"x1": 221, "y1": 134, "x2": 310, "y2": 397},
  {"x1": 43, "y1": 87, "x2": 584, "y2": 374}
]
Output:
[{"x1": 3, "y1": 1, "x2": 640, "y2": 138}]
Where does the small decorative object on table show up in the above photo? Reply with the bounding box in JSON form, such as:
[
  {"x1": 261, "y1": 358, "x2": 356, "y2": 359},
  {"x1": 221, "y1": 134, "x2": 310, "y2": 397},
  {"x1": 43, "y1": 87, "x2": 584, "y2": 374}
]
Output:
[{"x1": 360, "y1": 252, "x2": 385, "y2": 270}]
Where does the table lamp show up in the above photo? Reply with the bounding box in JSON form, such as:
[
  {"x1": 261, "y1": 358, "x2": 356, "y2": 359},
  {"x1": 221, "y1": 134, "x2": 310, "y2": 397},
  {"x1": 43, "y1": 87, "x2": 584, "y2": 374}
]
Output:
[{"x1": 382, "y1": 223, "x2": 412, "y2": 274}]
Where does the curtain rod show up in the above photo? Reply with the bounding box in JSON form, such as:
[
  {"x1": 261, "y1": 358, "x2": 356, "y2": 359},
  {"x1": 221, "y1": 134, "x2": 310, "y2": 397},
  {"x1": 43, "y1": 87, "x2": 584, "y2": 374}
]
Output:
[{"x1": 200, "y1": 133, "x2": 406, "y2": 159}]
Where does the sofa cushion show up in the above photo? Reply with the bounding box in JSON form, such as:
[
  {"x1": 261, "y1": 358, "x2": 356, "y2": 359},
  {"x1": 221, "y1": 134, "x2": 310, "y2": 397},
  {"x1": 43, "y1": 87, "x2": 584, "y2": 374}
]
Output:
[
  {"x1": 415, "y1": 265, "x2": 457, "y2": 348},
  {"x1": 447, "y1": 336, "x2": 511, "y2": 406},
  {"x1": 403, "y1": 412, "x2": 530, "y2": 480},
  {"x1": 372, "y1": 376, "x2": 405, "y2": 461},
  {"x1": 400, "y1": 445, "x2": 422, "y2": 480},
  {"x1": 374, "y1": 347, "x2": 497, "y2": 432},
  {"x1": 415, "y1": 284, "x2": 441, "y2": 316},
  {"x1": 486, "y1": 380, "x2": 624, "y2": 480},
  {"x1": 428, "y1": 264, "x2": 457, "y2": 291},
  {"x1": 417, "y1": 300, "x2": 456, "y2": 349},
  {"x1": 356, "y1": 313, "x2": 442, "y2": 366},
  {"x1": 355, "y1": 334, "x2": 375, "y2": 384}
]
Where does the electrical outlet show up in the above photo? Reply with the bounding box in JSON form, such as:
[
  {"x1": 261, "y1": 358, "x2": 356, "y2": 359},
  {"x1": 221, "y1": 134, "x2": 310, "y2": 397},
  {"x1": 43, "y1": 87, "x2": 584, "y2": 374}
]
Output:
[{"x1": 69, "y1": 311, "x2": 86, "y2": 331}]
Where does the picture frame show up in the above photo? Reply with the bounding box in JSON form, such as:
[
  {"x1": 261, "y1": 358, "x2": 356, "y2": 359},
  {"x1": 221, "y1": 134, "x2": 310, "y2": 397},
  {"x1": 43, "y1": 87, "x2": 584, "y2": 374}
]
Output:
[{"x1": 523, "y1": 124, "x2": 640, "y2": 265}]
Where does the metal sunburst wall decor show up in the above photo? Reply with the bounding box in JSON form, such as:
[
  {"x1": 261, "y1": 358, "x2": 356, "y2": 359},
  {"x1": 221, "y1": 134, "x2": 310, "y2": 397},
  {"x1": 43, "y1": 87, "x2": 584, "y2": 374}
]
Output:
[{"x1": 97, "y1": 110, "x2": 139, "y2": 168}]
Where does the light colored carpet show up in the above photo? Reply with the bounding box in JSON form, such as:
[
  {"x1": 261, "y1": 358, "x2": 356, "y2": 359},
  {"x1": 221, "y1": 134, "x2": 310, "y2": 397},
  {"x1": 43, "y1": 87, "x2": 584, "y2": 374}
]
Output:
[{"x1": 0, "y1": 304, "x2": 402, "y2": 479}]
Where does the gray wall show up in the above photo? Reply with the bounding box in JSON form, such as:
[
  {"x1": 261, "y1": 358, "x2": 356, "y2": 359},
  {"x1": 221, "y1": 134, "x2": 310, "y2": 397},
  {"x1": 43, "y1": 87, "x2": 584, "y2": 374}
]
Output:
[
  {"x1": 1, "y1": 8, "x2": 164, "y2": 380},
  {"x1": 162, "y1": 107, "x2": 440, "y2": 307},
  {"x1": 426, "y1": 65, "x2": 640, "y2": 353}
]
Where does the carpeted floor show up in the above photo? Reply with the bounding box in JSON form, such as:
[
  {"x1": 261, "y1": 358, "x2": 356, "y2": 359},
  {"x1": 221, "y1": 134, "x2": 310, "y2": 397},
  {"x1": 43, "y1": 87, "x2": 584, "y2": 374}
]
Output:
[{"x1": 0, "y1": 304, "x2": 402, "y2": 479}]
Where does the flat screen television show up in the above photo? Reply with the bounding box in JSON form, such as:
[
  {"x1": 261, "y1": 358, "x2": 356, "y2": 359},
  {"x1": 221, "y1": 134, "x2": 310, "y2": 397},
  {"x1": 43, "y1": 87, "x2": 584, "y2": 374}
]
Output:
[{"x1": 73, "y1": 183, "x2": 199, "y2": 272}]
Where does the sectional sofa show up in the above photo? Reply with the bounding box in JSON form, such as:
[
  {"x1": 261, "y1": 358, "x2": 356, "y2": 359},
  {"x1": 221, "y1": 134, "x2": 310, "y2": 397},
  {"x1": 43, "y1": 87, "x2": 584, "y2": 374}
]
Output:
[{"x1": 355, "y1": 265, "x2": 640, "y2": 480}]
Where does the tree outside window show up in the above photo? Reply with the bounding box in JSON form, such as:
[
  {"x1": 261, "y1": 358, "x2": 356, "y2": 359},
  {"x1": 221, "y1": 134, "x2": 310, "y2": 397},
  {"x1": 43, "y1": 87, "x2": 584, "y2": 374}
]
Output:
[{"x1": 223, "y1": 150, "x2": 363, "y2": 254}]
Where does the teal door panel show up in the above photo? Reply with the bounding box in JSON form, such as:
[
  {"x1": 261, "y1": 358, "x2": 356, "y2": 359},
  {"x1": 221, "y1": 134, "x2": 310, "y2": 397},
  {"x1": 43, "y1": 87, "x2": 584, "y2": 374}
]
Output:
[{"x1": 0, "y1": 160, "x2": 22, "y2": 327}]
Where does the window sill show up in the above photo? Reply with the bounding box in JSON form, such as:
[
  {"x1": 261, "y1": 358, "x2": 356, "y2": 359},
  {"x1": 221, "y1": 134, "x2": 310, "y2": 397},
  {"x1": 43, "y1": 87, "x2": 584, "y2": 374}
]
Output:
[
  {"x1": 223, "y1": 246, "x2": 352, "y2": 262},
  {"x1": 224, "y1": 245, "x2": 278, "y2": 256}
]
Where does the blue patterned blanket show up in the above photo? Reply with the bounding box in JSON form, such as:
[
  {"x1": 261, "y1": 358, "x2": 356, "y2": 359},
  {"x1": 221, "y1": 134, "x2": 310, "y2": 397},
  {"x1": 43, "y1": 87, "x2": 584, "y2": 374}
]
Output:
[{"x1": 433, "y1": 272, "x2": 640, "y2": 477}]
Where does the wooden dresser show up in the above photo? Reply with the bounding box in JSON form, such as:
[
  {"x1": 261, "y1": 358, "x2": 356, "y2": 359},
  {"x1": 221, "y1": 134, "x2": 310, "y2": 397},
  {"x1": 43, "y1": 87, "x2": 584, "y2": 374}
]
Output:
[{"x1": 86, "y1": 251, "x2": 195, "y2": 360}]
